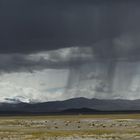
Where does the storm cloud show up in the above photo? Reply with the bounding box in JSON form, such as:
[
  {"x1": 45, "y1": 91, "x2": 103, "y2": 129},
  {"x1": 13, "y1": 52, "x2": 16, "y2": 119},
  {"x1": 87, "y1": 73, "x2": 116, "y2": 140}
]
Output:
[
  {"x1": 0, "y1": 0, "x2": 140, "y2": 102},
  {"x1": 0, "y1": 0, "x2": 139, "y2": 54}
]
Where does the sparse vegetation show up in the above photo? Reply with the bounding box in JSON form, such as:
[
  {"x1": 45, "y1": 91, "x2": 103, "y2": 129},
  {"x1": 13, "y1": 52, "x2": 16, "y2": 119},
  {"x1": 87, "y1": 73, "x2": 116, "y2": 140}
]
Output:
[{"x1": 0, "y1": 114, "x2": 139, "y2": 139}]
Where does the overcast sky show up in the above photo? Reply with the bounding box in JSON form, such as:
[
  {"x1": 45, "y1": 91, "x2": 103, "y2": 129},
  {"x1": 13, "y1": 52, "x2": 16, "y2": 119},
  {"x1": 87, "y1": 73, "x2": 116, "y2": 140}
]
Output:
[{"x1": 0, "y1": 0, "x2": 140, "y2": 102}]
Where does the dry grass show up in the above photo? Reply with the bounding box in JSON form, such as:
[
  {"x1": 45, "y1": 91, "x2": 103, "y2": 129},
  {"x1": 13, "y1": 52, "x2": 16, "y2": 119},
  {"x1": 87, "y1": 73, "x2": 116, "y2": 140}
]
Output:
[
  {"x1": 0, "y1": 113, "x2": 140, "y2": 120},
  {"x1": 0, "y1": 114, "x2": 139, "y2": 139}
]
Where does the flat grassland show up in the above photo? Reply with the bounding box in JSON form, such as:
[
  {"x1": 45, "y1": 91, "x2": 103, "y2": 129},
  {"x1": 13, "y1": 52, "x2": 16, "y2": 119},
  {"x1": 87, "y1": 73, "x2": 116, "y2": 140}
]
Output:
[{"x1": 0, "y1": 114, "x2": 140, "y2": 140}]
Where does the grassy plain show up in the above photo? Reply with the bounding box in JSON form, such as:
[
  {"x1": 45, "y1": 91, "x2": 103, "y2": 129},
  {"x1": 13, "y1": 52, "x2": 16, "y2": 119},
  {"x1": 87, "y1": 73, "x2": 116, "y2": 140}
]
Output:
[{"x1": 0, "y1": 114, "x2": 139, "y2": 139}]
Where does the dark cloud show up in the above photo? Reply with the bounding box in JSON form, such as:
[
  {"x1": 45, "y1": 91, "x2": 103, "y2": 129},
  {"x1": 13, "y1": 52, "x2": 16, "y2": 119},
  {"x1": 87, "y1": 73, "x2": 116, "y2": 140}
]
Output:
[
  {"x1": 0, "y1": 47, "x2": 94, "y2": 73},
  {"x1": 0, "y1": 0, "x2": 140, "y2": 55},
  {"x1": 0, "y1": 54, "x2": 65, "y2": 73},
  {"x1": 0, "y1": 0, "x2": 140, "y2": 101}
]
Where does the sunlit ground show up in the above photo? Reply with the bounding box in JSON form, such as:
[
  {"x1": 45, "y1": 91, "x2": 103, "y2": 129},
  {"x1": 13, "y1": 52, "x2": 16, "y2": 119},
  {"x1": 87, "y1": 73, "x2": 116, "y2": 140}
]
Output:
[{"x1": 0, "y1": 114, "x2": 140, "y2": 140}]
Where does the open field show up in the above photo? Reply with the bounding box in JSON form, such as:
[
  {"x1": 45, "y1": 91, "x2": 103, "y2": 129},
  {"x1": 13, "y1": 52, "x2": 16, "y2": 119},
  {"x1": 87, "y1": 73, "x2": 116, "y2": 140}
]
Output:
[{"x1": 0, "y1": 114, "x2": 140, "y2": 139}]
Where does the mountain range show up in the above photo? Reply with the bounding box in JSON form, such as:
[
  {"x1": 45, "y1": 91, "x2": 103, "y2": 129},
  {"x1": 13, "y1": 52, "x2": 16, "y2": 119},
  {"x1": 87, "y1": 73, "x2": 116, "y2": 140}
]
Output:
[{"x1": 0, "y1": 97, "x2": 140, "y2": 114}]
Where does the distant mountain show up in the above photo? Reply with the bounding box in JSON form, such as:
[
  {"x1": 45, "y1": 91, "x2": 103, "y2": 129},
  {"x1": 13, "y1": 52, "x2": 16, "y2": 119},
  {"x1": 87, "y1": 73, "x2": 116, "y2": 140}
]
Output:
[
  {"x1": 61, "y1": 108, "x2": 100, "y2": 114},
  {"x1": 4, "y1": 96, "x2": 31, "y2": 103},
  {"x1": 0, "y1": 97, "x2": 140, "y2": 114}
]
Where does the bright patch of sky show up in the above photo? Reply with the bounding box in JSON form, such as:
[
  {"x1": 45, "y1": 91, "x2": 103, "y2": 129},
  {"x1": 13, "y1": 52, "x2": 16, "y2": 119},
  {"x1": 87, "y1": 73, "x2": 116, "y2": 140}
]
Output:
[{"x1": 0, "y1": 69, "x2": 69, "y2": 102}]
